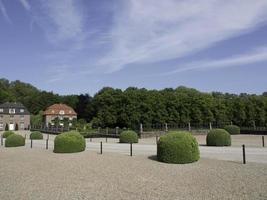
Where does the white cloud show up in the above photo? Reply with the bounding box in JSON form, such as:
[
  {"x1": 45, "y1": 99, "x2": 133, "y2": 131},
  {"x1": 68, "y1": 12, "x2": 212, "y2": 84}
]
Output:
[
  {"x1": 19, "y1": 0, "x2": 30, "y2": 10},
  {"x1": 99, "y1": 0, "x2": 267, "y2": 72},
  {"x1": 0, "y1": 0, "x2": 11, "y2": 23},
  {"x1": 164, "y1": 46, "x2": 267, "y2": 75},
  {"x1": 34, "y1": 0, "x2": 85, "y2": 46}
]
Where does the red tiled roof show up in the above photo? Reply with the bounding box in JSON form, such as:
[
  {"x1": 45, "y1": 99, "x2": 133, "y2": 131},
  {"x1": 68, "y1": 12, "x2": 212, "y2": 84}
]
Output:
[{"x1": 43, "y1": 103, "x2": 77, "y2": 116}]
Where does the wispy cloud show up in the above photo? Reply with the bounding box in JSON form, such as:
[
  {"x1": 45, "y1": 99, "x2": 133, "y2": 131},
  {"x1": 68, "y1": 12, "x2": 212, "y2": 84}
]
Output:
[
  {"x1": 163, "y1": 46, "x2": 267, "y2": 75},
  {"x1": 18, "y1": 0, "x2": 30, "y2": 10},
  {"x1": 0, "y1": 0, "x2": 11, "y2": 23},
  {"x1": 99, "y1": 0, "x2": 267, "y2": 72},
  {"x1": 33, "y1": 0, "x2": 86, "y2": 47}
]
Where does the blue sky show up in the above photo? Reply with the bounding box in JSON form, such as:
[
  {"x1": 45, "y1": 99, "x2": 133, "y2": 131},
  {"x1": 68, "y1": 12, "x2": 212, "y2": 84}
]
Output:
[{"x1": 0, "y1": 0, "x2": 267, "y2": 95}]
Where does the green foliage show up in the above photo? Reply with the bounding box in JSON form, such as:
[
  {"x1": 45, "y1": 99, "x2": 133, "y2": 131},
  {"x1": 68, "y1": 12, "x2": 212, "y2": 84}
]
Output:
[
  {"x1": 224, "y1": 125, "x2": 240, "y2": 135},
  {"x1": 206, "y1": 129, "x2": 231, "y2": 146},
  {"x1": 119, "y1": 130, "x2": 138, "y2": 143},
  {"x1": 30, "y1": 131, "x2": 43, "y2": 140},
  {"x1": 31, "y1": 111, "x2": 43, "y2": 126},
  {"x1": 157, "y1": 131, "x2": 200, "y2": 164},
  {"x1": 80, "y1": 129, "x2": 97, "y2": 138},
  {"x1": 5, "y1": 134, "x2": 25, "y2": 147},
  {"x1": 54, "y1": 131, "x2": 86, "y2": 153},
  {"x1": 3, "y1": 131, "x2": 15, "y2": 138},
  {"x1": 1, "y1": 78, "x2": 267, "y2": 128}
]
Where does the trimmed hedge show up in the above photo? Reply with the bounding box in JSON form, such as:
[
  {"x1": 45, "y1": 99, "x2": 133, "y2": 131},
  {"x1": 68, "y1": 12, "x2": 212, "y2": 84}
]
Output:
[
  {"x1": 224, "y1": 125, "x2": 240, "y2": 135},
  {"x1": 5, "y1": 134, "x2": 25, "y2": 147},
  {"x1": 157, "y1": 131, "x2": 200, "y2": 164},
  {"x1": 3, "y1": 131, "x2": 15, "y2": 138},
  {"x1": 30, "y1": 131, "x2": 43, "y2": 140},
  {"x1": 206, "y1": 129, "x2": 231, "y2": 146},
  {"x1": 54, "y1": 131, "x2": 86, "y2": 153},
  {"x1": 119, "y1": 130, "x2": 138, "y2": 143}
]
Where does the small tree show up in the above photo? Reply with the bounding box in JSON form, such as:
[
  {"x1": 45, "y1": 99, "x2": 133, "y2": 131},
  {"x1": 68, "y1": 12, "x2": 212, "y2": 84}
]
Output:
[{"x1": 5, "y1": 124, "x2": 9, "y2": 131}]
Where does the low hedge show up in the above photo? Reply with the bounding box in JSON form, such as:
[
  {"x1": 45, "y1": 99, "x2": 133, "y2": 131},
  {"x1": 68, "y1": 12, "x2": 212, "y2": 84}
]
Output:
[
  {"x1": 54, "y1": 131, "x2": 86, "y2": 153},
  {"x1": 224, "y1": 125, "x2": 240, "y2": 135},
  {"x1": 206, "y1": 129, "x2": 231, "y2": 146},
  {"x1": 119, "y1": 130, "x2": 138, "y2": 143},
  {"x1": 5, "y1": 134, "x2": 25, "y2": 147},
  {"x1": 30, "y1": 131, "x2": 43, "y2": 140},
  {"x1": 157, "y1": 131, "x2": 200, "y2": 164},
  {"x1": 3, "y1": 131, "x2": 15, "y2": 138}
]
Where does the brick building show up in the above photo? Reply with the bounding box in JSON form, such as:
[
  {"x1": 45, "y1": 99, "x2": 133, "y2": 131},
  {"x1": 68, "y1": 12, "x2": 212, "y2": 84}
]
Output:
[
  {"x1": 43, "y1": 103, "x2": 77, "y2": 126},
  {"x1": 0, "y1": 102, "x2": 30, "y2": 131}
]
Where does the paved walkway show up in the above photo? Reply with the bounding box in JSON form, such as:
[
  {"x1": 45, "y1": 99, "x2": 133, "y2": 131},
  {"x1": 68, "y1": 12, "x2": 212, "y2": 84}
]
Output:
[{"x1": 2, "y1": 139, "x2": 264, "y2": 164}]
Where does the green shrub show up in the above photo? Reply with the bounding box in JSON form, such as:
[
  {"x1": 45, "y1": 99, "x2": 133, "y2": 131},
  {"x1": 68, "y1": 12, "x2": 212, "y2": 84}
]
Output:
[
  {"x1": 5, "y1": 134, "x2": 25, "y2": 147},
  {"x1": 30, "y1": 131, "x2": 43, "y2": 140},
  {"x1": 224, "y1": 125, "x2": 240, "y2": 135},
  {"x1": 3, "y1": 131, "x2": 15, "y2": 138},
  {"x1": 54, "y1": 131, "x2": 86, "y2": 153},
  {"x1": 119, "y1": 130, "x2": 138, "y2": 143},
  {"x1": 157, "y1": 131, "x2": 200, "y2": 164},
  {"x1": 206, "y1": 129, "x2": 231, "y2": 146}
]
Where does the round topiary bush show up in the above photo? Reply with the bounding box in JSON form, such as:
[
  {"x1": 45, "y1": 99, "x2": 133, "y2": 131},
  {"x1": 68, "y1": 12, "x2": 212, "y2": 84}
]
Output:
[
  {"x1": 3, "y1": 131, "x2": 15, "y2": 138},
  {"x1": 5, "y1": 134, "x2": 25, "y2": 147},
  {"x1": 206, "y1": 129, "x2": 231, "y2": 146},
  {"x1": 54, "y1": 131, "x2": 86, "y2": 153},
  {"x1": 224, "y1": 125, "x2": 240, "y2": 135},
  {"x1": 157, "y1": 131, "x2": 200, "y2": 164},
  {"x1": 119, "y1": 130, "x2": 138, "y2": 143},
  {"x1": 30, "y1": 131, "x2": 43, "y2": 140}
]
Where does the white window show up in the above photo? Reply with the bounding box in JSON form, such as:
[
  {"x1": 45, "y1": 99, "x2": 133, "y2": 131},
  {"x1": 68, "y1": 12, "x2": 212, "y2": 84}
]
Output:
[
  {"x1": 59, "y1": 110, "x2": 65, "y2": 115},
  {"x1": 9, "y1": 109, "x2": 15, "y2": 114},
  {"x1": 20, "y1": 122, "x2": 24, "y2": 129},
  {"x1": 69, "y1": 117, "x2": 73, "y2": 121},
  {"x1": 0, "y1": 122, "x2": 3, "y2": 129},
  {"x1": 0, "y1": 108, "x2": 3, "y2": 112},
  {"x1": 20, "y1": 109, "x2": 24, "y2": 113}
]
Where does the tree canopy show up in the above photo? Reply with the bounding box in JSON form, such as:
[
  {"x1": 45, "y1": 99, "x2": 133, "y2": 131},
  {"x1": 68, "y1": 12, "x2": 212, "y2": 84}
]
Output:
[{"x1": 1, "y1": 78, "x2": 267, "y2": 128}]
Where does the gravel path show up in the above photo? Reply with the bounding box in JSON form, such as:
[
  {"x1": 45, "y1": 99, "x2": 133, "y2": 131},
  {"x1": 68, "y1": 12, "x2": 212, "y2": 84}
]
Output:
[{"x1": 0, "y1": 148, "x2": 267, "y2": 200}]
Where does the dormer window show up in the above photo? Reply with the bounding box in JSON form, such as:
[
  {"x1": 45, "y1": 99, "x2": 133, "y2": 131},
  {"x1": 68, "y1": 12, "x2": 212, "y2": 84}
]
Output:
[
  {"x1": 59, "y1": 110, "x2": 65, "y2": 115},
  {"x1": 20, "y1": 109, "x2": 24, "y2": 113},
  {"x1": 9, "y1": 109, "x2": 15, "y2": 114}
]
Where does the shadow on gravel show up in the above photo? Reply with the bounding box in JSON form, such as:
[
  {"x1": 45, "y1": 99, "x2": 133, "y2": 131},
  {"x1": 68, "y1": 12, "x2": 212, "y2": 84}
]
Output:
[{"x1": 147, "y1": 155, "x2": 158, "y2": 162}]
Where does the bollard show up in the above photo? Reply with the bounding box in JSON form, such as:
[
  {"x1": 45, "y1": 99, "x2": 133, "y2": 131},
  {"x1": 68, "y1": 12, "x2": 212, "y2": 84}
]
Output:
[
  {"x1": 1, "y1": 134, "x2": 3, "y2": 146},
  {"x1": 46, "y1": 139, "x2": 48, "y2": 150},
  {"x1": 262, "y1": 136, "x2": 265, "y2": 147},
  {"x1": 47, "y1": 134, "x2": 49, "y2": 140},
  {"x1": 31, "y1": 139, "x2": 33, "y2": 148},
  {"x1": 130, "y1": 143, "x2": 133, "y2": 157},
  {"x1": 100, "y1": 142, "x2": 103, "y2": 154},
  {"x1": 242, "y1": 144, "x2": 246, "y2": 164}
]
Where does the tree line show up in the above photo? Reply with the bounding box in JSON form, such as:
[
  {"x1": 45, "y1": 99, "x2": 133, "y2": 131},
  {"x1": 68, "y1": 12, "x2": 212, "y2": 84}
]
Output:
[{"x1": 1, "y1": 78, "x2": 267, "y2": 128}]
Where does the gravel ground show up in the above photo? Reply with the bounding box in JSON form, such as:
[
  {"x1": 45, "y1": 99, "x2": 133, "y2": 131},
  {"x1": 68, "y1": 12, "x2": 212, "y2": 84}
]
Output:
[{"x1": 0, "y1": 147, "x2": 267, "y2": 200}]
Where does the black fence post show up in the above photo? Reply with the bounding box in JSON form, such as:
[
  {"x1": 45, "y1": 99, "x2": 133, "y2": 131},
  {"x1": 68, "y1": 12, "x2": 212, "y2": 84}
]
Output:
[
  {"x1": 130, "y1": 143, "x2": 133, "y2": 157},
  {"x1": 242, "y1": 144, "x2": 246, "y2": 164},
  {"x1": 262, "y1": 136, "x2": 265, "y2": 147},
  {"x1": 46, "y1": 139, "x2": 48, "y2": 150},
  {"x1": 100, "y1": 141, "x2": 102, "y2": 154},
  {"x1": 1, "y1": 134, "x2": 3, "y2": 146},
  {"x1": 31, "y1": 139, "x2": 33, "y2": 148}
]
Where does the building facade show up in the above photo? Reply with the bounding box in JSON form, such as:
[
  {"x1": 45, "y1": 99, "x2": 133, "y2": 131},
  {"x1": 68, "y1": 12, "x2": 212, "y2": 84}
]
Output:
[
  {"x1": 43, "y1": 103, "x2": 77, "y2": 127},
  {"x1": 0, "y1": 102, "x2": 30, "y2": 131}
]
